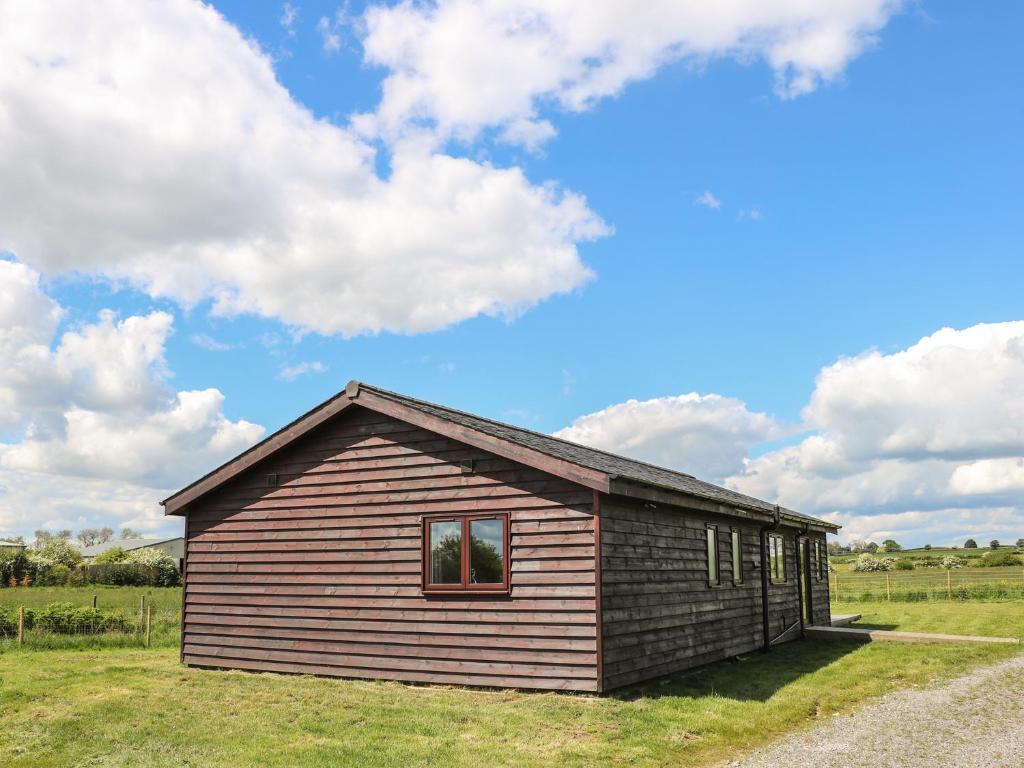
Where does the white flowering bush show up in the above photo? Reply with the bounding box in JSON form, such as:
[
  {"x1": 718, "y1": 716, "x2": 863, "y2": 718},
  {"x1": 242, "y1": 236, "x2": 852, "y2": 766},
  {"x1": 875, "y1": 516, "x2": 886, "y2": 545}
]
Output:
[
  {"x1": 851, "y1": 553, "x2": 895, "y2": 572},
  {"x1": 126, "y1": 548, "x2": 181, "y2": 586},
  {"x1": 941, "y1": 556, "x2": 965, "y2": 569}
]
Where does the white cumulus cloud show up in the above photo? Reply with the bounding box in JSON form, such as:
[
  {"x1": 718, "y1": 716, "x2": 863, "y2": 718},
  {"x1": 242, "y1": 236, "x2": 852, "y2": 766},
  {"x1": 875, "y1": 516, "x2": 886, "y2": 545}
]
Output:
[
  {"x1": 726, "y1": 322, "x2": 1024, "y2": 544},
  {"x1": 555, "y1": 392, "x2": 783, "y2": 483},
  {"x1": 0, "y1": 0, "x2": 606, "y2": 337},
  {"x1": 358, "y1": 0, "x2": 903, "y2": 145},
  {"x1": 0, "y1": 260, "x2": 263, "y2": 538}
]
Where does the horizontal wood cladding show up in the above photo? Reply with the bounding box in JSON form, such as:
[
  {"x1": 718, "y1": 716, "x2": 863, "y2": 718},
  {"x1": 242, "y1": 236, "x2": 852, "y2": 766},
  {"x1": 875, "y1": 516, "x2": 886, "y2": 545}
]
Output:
[
  {"x1": 599, "y1": 497, "x2": 818, "y2": 691},
  {"x1": 182, "y1": 406, "x2": 598, "y2": 692}
]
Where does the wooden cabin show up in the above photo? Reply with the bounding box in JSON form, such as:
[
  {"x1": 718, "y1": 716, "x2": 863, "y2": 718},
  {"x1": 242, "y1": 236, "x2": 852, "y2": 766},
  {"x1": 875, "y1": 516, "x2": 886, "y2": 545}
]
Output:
[{"x1": 164, "y1": 381, "x2": 838, "y2": 692}]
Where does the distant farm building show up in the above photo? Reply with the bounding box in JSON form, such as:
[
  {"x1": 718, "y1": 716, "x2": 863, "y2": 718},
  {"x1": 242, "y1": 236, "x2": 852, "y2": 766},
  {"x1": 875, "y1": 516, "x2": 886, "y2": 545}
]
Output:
[
  {"x1": 164, "y1": 381, "x2": 837, "y2": 692},
  {"x1": 80, "y1": 537, "x2": 185, "y2": 569}
]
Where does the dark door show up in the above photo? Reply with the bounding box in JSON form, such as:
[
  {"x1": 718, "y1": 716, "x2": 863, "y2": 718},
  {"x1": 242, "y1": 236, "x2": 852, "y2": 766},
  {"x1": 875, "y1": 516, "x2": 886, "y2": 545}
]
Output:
[{"x1": 800, "y1": 539, "x2": 814, "y2": 625}]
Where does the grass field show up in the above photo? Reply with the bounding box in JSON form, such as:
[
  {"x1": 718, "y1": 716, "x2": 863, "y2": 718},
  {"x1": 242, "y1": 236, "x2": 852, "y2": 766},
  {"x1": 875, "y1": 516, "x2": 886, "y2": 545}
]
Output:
[
  {"x1": 0, "y1": 585, "x2": 182, "y2": 613},
  {"x1": 830, "y1": 566, "x2": 1024, "y2": 602},
  {"x1": 833, "y1": 600, "x2": 1024, "y2": 639},
  {"x1": 1, "y1": 641, "x2": 1017, "y2": 767}
]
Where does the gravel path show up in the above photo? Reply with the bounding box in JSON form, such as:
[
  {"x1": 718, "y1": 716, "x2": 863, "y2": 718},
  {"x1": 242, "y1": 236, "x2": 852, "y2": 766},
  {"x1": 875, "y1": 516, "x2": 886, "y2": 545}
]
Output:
[{"x1": 733, "y1": 652, "x2": 1024, "y2": 768}]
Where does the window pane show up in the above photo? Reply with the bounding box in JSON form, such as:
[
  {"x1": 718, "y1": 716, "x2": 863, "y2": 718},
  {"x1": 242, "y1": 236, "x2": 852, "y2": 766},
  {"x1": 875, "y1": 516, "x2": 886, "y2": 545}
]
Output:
[
  {"x1": 707, "y1": 528, "x2": 718, "y2": 584},
  {"x1": 732, "y1": 530, "x2": 742, "y2": 582},
  {"x1": 770, "y1": 535, "x2": 784, "y2": 581},
  {"x1": 429, "y1": 521, "x2": 462, "y2": 584},
  {"x1": 469, "y1": 518, "x2": 504, "y2": 584}
]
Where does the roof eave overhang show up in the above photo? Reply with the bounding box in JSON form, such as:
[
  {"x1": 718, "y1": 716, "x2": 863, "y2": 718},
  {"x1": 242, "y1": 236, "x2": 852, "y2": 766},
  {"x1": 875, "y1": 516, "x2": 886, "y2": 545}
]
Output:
[{"x1": 607, "y1": 476, "x2": 840, "y2": 533}]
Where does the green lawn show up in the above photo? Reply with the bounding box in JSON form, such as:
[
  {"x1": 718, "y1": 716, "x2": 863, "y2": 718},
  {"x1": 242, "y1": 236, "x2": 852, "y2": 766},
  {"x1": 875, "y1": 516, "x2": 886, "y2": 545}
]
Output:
[
  {"x1": 1, "y1": 641, "x2": 1017, "y2": 767},
  {"x1": 0, "y1": 585, "x2": 181, "y2": 613},
  {"x1": 833, "y1": 600, "x2": 1024, "y2": 639}
]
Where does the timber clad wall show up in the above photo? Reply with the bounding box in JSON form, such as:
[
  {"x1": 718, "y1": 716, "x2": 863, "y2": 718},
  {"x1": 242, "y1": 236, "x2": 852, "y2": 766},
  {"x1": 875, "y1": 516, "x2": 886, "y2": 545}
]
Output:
[
  {"x1": 599, "y1": 497, "x2": 828, "y2": 690},
  {"x1": 183, "y1": 406, "x2": 599, "y2": 691}
]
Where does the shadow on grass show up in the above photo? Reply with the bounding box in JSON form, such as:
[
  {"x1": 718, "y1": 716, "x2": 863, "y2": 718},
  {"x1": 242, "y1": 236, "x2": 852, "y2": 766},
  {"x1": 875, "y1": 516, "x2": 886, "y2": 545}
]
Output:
[
  {"x1": 611, "y1": 638, "x2": 865, "y2": 703},
  {"x1": 846, "y1": 621, "x2": 899, "y2": 631}
]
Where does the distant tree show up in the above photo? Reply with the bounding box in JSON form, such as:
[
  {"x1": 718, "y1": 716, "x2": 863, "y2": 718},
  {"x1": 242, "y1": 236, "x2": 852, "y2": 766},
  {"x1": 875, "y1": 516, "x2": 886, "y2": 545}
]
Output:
[
  {"x1": 1017, "y1": 538, "x2": 1024, "y2": 549},
  {"x1": 827, "y1": 541, "x2": 843, "y2": 556},
  {"x1": 865, "y1": 541, "x2": 879, "y2": 554},
  {"x1": 881, "y1": 539, "x2": 902, "y2": 553},
  {"x1": 94, "y1": 546, "x2": 129, "y2": 564},
  {"x1": 32, "y1": 529, "x2": 53, "y2": 548},
  {"x1": 4, "y1": 535, "x2": 25, "y2": 545},
  {"x1": 77, "y1": 527, "x2": 114, "y2": 547},
  {"x1": 56, "y1": 529, "x2": 72, "y2": 541},
  {"x1": 923, "y1": 544, "x2": 932, "y2": 550},
  {"x1": 989, "y1": 539, "x2": 1000, "y2": 550},
  {"x1": 30, "y1": 538, "x2": 83, "y2": 567},
  {"x1": 964, "y1": 538, "x2": 978, "y2": 549},
  {"x1": 849, "y1": 538, "x2": 867, "y2": 553},
  {"x1": 120, "y1": 527, "x2": 142, "y2": 539}
]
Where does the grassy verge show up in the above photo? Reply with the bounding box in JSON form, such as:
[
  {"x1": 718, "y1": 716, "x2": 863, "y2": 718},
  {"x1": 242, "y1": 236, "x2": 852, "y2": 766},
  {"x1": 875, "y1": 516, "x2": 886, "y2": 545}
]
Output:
[
  {"x1": 1, "y1": 641, "x2": 1017, "y2": 767},
  {"x1": 833, "y1": 600, "x2": 1024, "y2": 639}
]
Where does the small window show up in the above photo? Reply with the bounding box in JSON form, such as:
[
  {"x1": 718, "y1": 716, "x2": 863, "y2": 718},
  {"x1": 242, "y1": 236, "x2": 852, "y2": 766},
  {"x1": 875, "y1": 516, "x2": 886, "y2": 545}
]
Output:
[
  {"x1": 814, "y1": 540, "x2": 825, "y2": 581},
  {"x1": 769, "y1": 533, "x2": 786, "y2": 583},
  {"x1": 731, "y1": 528, "x2": 743, "y2": 584},
  {"x1": 706, "y1": 525, "x2": 720, "y2": 586},
  {"x1": 423, "y1": 514, "x2": 509, "y2": 593}
]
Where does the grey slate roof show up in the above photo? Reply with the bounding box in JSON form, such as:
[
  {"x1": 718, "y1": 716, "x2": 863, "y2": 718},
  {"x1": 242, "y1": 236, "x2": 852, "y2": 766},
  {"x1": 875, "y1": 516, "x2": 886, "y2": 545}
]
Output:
[
  {"x1": 77, "y1": 537, "x2": 182, "y2": 558},
  {"x1": 359, "y1": 383, "x2": 837, "y2": 531}
]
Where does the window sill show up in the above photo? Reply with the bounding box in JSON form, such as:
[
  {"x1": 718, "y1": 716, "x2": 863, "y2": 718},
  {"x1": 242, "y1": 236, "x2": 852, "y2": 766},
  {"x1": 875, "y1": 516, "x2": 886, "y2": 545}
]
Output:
[{"x1": 422, "y1": 588, "x2": 511, "y2": 597}]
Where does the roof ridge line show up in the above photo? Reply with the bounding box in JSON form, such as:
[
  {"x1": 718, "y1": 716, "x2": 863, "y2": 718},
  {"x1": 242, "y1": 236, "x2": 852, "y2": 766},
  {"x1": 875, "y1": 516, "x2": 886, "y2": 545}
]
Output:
[{"x1": 359, "y1": 383, "x2": 700, "y2": 480}]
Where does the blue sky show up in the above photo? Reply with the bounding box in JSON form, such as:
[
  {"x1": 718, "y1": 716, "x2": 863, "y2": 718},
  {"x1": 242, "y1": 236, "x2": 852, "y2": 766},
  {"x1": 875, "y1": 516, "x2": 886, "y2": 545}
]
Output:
[{"x1": 1, "y1": 1, "x2": 1022, "y2": 546}]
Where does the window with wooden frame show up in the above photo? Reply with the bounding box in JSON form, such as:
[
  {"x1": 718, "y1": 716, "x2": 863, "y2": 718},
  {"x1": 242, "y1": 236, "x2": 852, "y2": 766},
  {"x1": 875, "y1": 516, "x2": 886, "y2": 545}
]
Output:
[
  {"x1": 769, "y1": 533, "x2": 786, "y2": 583},
  {"x1": 731, "y1": 527, "x2": 743, "y2": 585},
  {"x1": 706, "y1": 525, "x2": 721, "y2": 586},
  {"x1": 814, "y1": 540, "x2": 825, "y2": 581},
  {"x1": 422, "y1": 513, "x2": 510, "y2": 594}
]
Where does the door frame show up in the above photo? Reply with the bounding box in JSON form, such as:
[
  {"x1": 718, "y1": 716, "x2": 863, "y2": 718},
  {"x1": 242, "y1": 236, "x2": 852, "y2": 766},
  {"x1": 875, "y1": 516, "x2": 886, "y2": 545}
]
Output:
[{"x1": 799, "y1": 538, "x2": 815, "y2": 625}]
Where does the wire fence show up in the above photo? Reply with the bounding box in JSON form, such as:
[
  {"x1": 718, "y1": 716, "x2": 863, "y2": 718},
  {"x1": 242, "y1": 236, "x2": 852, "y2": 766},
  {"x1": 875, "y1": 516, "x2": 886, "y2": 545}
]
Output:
[
  {"x1": 0, "y1": 599, "x2": 180, "y2": 649},
  {"x1": 832, "y1": 568, "x2": 1024, "y2": 602}
]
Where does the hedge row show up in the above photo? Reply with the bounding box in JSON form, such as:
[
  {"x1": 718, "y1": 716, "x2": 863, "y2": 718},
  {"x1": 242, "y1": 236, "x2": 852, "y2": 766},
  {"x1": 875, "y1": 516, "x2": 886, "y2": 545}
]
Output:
[{"x1": 0, "y1": 551, "x2": 180, "y2": 588}]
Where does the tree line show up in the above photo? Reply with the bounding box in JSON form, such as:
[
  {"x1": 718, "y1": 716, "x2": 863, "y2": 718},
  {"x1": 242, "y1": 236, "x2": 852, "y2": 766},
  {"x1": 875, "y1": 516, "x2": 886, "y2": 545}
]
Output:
[{"x1": 3, "y1": 527, "x2": 145, "y2": 550}]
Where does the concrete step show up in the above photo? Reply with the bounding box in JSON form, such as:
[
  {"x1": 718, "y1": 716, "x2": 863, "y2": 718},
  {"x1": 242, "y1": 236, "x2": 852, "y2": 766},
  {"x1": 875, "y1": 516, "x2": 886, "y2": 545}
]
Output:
[
  {"x1": 831, "y1": 613, "x2": 861, "y2": 627},
  {"x1": 807, "y1": 625, "x2": 1020, "y2": 645}
]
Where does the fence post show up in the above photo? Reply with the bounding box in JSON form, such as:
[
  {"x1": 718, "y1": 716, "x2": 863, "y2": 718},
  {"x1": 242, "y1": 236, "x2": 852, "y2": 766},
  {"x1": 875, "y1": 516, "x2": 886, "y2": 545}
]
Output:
[
  {"x1": 17, "y1": 606, "x2": 24, "y2": 646},
  {"x1": 886, "y1": 573, "x2": 891, "y2": 601},
  {"x1": 92, "y1": 594, "x2": 97, "y2": 609},
  {"x1": 140, "y1": 595, "x2": 146, "y2": 615},
  {"x1": 947, "y1": 569, "x2": 952, "y2": 599},
  {"x1": 145, "y1": 606, "x2": 152, "y2": 648}
]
